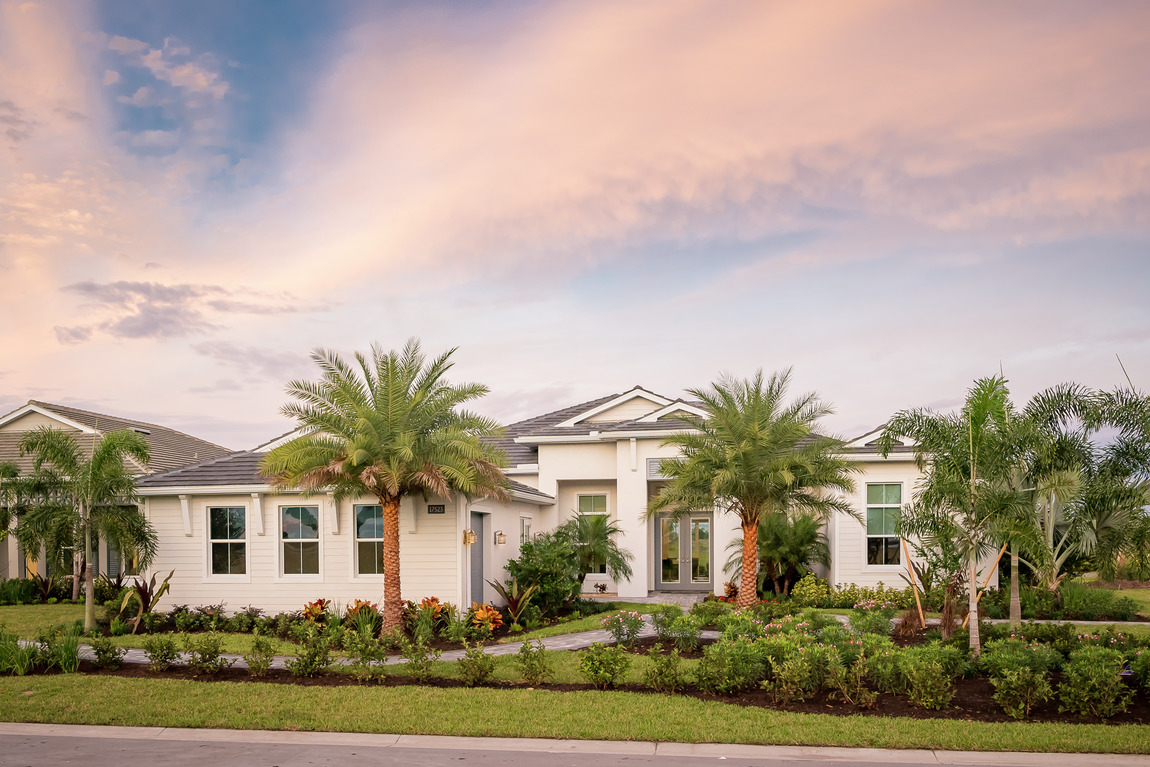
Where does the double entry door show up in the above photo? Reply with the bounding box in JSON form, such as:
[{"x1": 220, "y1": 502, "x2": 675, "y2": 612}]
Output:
[{"x1": 655, "y1": 513, "x2": 713, "y2": 591}]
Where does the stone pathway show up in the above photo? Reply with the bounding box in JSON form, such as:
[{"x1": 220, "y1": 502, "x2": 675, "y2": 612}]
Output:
[{"x1": 66, "y1": 614, "x2": 722, "y2": 671}]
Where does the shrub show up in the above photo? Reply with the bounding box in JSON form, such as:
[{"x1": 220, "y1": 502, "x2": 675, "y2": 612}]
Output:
[
  {"x1": 345, "y1": 600, "x2": 381, "y2": 637},
  {"x1": 38, "y1": 631, "x2": 80, "y2": 674},
  {"x1": 286, "y1": 623, "x2": 333, "y2": 678},
  {"x1": 397, "y1": 637, "x2": 441, "y2": 682},
  {"x1": 689, "y1": 599, "x2": 734, "y2": 626},
  {"x1": 89, "y1": 635, "x2": 127, "y2": 670},
  {"x1": 981, "y1": 638, "x2": 1061, "y2": 677},
  {"x1": 343, "y1": 631, "x2": 388, "y2": 682},
  {"x1": 515, "y1": 639, "x2": 552, "y2": 685},
  {"x1": 142, "y1": 635, "x2": 180, "y2": 672},
  {"x1": 243, "y1": 631, "x2": 276, "y2": 678},
  {"x1": 301, "y1": 598, "x2": 330, "y2": 623},
  {"x1": 797, "y1": 607, "x2": 838, "y2": 632},
  {"x1": 695, "y1": 638, "x2": 766, "y2": 695},
  {"x1": 1133, "y1": 650, "x2": 1150, "y2": 695},
  {"x1": 579, "y1": 642, "x2": 631, "y2": 690},
  {"x1": 991, "y1": 667, "x2": 1052, "y2": 720},
  {"x1": 141, "y1": 612, "x2": 166, "y2": 634},
  {"x1": 505, "y1": 534, "x2": 581, "y2": 617},
  {"x1": 174, "y1": 611, "x2": 201, "y2": 633},
  {"x1": 903, "y1": 658, "x2": 952, "y2": 710},
  {"x1": 643, "y1": 644, "x2": 686, "y2": 694},
  {"x1": 848, "y1": 600, "x2": 896, "y2": 636},
  {"x1": 865, "y1": 648, "x2": 905, "y2": 694},
  {"x1": 790, "y1": 574, "x2": 829, "y2": 607},
  {"x1": 458, "y1": 641, "x2": 496, "y2": 687},
  {"x1": 184, "y1": 633, "x2": 233, "y2": 676},
  {"x1": 601, "y1": 611, "x2": 644, "y2": 647},
  {"x1": 827, "y1": 655, "x2": 877, "y2": 708},
  {"x1": 1058, "y1": 646, "x2": 1134, "y2": 718},
  {"x1": 108, "y1": 617, "x2": 130, "y2": 637},
  {"x1": 650, "y1": 604, "x2": 683, "y2": 639}
]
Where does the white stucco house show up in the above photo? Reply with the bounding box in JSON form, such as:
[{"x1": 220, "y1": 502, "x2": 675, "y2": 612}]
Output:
[{"x1": 109, "y1": 386, "x2": 965, "y2": 615}]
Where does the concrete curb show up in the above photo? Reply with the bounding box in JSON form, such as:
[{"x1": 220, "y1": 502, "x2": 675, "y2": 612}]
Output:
[{"x1": 0, "y1": 723, "x2": 1146, "y2": 765}]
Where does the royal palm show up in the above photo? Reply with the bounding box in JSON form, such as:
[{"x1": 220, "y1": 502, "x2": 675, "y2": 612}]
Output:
[{"x1": 261, "y1": 340, "x2": 508, "y2": 631}]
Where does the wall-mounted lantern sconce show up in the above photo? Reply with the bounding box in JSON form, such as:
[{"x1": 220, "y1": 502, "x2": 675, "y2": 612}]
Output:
[
  {"x1": 494, "y1": 530, "x2": 507, "y2": 545},
  {"x1": 463, "y1": 529, "x2": 477, "y2": 545}
]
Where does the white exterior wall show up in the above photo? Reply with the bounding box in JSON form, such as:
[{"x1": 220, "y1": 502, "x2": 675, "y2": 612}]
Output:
[
  {"x1": 465, "y1": 499, "x2": 541, "y2": 606},
  {"x1": 141, "y1": 491, "x2": 463, "y2": 615}
]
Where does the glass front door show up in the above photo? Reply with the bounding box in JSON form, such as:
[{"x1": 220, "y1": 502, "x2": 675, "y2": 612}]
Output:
[{"x1": 655, "y1": 513, "x2": 713, "y2": 591}]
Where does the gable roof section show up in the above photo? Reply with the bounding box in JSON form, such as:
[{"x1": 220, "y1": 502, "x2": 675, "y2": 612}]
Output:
[
  {"x1": 553, "y1": 386, "x2": 672, "y2": 427},
  {"x1": 0, "y1": 400, "x2": 231, "y2": 473},
  {"x1": 842, "y1": 424, "x2": 917, "y2": 455}
]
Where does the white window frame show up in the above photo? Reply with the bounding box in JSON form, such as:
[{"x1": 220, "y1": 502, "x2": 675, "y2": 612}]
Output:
[
  {"x1": 864, "y1": 483, "x2": 903, "y2": 569},
  {"x1": 204, "y1": 503, "x2": 250, "y2": 583},
  {"x1": 519, "y1": 515, "x2": 532, "y2": 545},
  {"x1": 277, "y1": 503, "x2": 323, "y2": 581},
  {"x1": 353, "y1": 503, "x2": 386, "y2": 579}
]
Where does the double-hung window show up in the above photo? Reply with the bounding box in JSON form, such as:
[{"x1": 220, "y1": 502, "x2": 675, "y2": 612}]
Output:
[
  {"x1": 520, "y1": 516, "x2": 532, "y2": 545},
  {"x1": 281, "y1": 506, "x2": 320, "y2": 575},
  {"x1": 209, "y1": 506, "x2": 246, "y2": 575},
  {"x1": 865, "y1": 484, "x2": 902, "y2": 565},
  {"x1": 577, "y1": 494, "x2": 608, "y2": 574},
  {"x1": 355, "y1": 504, "x2": 385, "y2": 575}
]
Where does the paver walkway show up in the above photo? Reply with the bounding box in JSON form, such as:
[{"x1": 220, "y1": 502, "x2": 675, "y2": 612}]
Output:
[{"x1": 71, "y1": 615, "x2": 722, "y2": 671}]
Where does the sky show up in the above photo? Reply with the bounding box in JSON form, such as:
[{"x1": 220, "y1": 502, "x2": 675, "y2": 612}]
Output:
[{"x1": 1, "y1": 0, "x2": 1148, "y2": 451}]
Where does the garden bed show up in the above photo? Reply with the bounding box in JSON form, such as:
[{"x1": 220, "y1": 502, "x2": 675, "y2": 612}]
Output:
[{"x1": 45, "y1": 659, "x2": 1150, "y2": 726}]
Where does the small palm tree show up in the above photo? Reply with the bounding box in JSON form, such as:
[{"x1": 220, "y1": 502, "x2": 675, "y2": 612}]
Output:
[
  {"x1": 649, "y1": 369, "x2": 858, "y2": 609},
  {"x1": 724, "y1": 512, "x2": 829, "y2": 597},
  {"x1": 556, "y1": 512, "x2": 634, "y2": 590},
  {"x1": 260, "y1": 339, "x2": 508, "y2": 631},
  {"x1": 18, "y1": 427, "x2": 157, "y2": 631}
]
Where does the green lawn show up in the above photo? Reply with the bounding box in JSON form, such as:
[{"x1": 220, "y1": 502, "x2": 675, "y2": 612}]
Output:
[
  {"x1": 501, "y1": 603, "x2": 658, "y2": 643},
  {"x1": 109, "y1": 632, "x2": 299, "y2": 657},
  {"x1": 1, "y1": 675, "x2": 1147, "y2": 753},
  {"x1": 0, "y1": 604, "x2": 84, "y2": 638}
]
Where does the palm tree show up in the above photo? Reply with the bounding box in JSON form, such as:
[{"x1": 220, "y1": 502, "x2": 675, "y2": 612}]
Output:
[
  {"x1": 0, "y1": 462, "x2": 18, "y2": 540},
  {"x1": 724, "y1": 512, "x2": 829, "y2": 597},
  {"x1": 260, "y1": 339, "x2": 508, "y2": 631},
  {"x1": 879, "y1": 376, "x2": 1034, "y2": 655},
  {"x1": 555, "y1": 512, "x2": 634, "y2": 590},
  {"x1": 649, "y1": 369, "x2": 858, "y2": 609},
  {"x1": 17, "y1": 427, "x2": 157, "y2": 631}
]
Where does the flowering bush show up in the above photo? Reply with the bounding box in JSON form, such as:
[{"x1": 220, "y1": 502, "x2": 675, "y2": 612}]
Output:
[
  {"x1": 301, "y1": 598, "x2": 330, "y2": 623},
  {"x1": 849, "y1": 599, "x2": 897, "y2": 636},
  {"x1": 790, "y1": 574, "x2": 829, "y2": 606},
  {"x1": 602, "y1": 610, "x2": 644, "y2": 646}
]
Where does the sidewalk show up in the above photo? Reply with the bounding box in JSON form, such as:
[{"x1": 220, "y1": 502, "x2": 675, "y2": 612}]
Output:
[{"x1": 0, "y1": 723, "x2": 1145, "y2": 767}]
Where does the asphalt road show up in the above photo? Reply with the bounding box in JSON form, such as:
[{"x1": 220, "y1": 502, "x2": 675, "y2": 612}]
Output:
[{"x1": 0, "y1": 725, "x2": 1146, "y2": 767}]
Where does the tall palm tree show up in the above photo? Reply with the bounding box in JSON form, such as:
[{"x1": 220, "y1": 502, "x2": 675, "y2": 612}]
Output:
[
  {"x1": 555, "y1": 512, "x2": 634, "y2": 590},
  {"x1": 17, "y1": 427, "x2": 157, "y2": 631},
  {"x1": 260, "y1": 340, "x2": 508, "y2": 631},
  {"x1": 879, "y1": 376, "x2": 1034, "y2": 655},
  {"x1": 649, "y1": 369, "x2": 858, "y2": 609}
]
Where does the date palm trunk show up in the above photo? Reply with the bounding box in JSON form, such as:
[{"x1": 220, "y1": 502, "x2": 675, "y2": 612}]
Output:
[
  {"x1": 1009, "y1": 544, "x2": 1021, "y2": 629},
  {"x1": 380, "y1": 494, "x2": 404, "y2": 633},
  {"x1": 737, "y1": 517, "x2": 759, "y2": 608}
]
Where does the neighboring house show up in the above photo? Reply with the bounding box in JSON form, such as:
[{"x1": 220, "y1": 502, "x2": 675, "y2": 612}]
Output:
[
  {"x1": 0, "y1": 400, "x2": 231, "y2": 580},
  {"x1": 133, "y1": 386, "x2": 984, "y2": 615}
]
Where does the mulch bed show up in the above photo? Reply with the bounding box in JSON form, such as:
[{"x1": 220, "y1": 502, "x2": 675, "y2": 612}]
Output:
[{"x1": 45, "y1": 660, "x2": 1150, "y2": 726}]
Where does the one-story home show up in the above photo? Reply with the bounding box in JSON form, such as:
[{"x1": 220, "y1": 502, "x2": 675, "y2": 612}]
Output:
[
  {"x1": 0, "y1": 400, "x2": 230, "y2": 580},
  {"x1": 125, "y1": 386, "x2": 981, "y2": 615}
]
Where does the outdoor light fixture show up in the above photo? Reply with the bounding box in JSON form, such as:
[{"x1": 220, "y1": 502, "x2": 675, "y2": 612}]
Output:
[
  {"x1": 494, "y1": 530, "x2": 507, "y2": 545},
  {"x1": 463, "y1": 529, "x2": 477, "y2": 545}
]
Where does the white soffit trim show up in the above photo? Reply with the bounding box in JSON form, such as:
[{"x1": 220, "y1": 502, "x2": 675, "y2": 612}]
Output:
[
  {"x1": 554, "y1": 388, "x2": 673, "y2": 428},
  {"x1": 510, "y1": 488, "x2": 554, "y2": 506},
  {"x1": 636, "y1": 401, "x2": 707, "y2": 422},
  {"x1": 0, "y1": 403, "x2": 96, "y2": 434}
]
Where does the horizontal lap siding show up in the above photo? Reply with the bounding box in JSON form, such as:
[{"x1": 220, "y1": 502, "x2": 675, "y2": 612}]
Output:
[{"x1": 144, "y1": 494, "x2": 459, "y2": 615}]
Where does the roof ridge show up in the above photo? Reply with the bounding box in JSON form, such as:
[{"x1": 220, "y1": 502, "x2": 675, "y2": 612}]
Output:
[
  {"x1": 29, "y1": 400, "x2": 228, "y2": 450},
  {"x1": 504, "y1": 391, "x2": 624, "y2": 431}
]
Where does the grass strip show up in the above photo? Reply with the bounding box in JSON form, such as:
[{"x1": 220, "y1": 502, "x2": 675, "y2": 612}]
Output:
[
  {"x1": 1, "y1": 675, "x2": 1147, "y2": 753},
  {"x1": 501, "y1": 602, "x2": 657, "y2": 642}
]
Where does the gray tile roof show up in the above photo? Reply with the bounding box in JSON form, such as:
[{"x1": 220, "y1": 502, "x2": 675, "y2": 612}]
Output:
[
  {"x1": 137, "y1": 451, "x2": 266, "y2": 488},
  {"x1": 0, "y1": 401, "x2": 230, "y2": 474},
  {"x1": 488, "y1": 391, "x2": 625, "y2": 465}
]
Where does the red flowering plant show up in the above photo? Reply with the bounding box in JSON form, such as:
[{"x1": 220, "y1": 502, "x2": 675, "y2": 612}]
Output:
[{"x1": 302, "y1": 598, "x2": 331, "y2": 624}]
